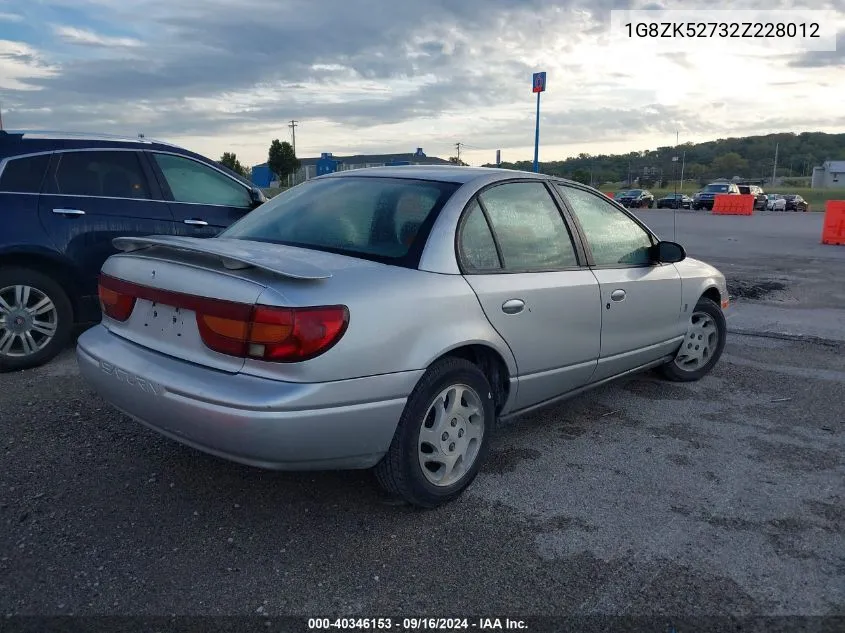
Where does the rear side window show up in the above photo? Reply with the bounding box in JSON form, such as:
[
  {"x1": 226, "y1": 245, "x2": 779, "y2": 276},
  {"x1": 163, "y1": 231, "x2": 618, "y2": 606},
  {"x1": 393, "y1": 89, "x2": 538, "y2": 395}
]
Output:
[
  {"x1": 459, "y1": 200, "x2": 501, "y2": 271},
  {"x1": 0, "y1": 154, "x2": 50, "y2": 193},
  {"x1": 220, "y1": 177, "x2": 459, "y2": 265},
  {"x1": 51, "y1": 151, "x2": 150, "y2": 199}
]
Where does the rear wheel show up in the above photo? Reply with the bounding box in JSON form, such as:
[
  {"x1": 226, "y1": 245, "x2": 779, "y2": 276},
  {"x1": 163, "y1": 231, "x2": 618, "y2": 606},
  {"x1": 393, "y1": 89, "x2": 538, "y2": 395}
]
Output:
[
  {"x1": 660, "y1": 297, "x2": 726, "y2": 382},
  {"x1": 374, "y1": 358, "x2": 495, "y2": 508},
  {"x1": 0, "y1": 267, "x2": 74, "y2": 372}
]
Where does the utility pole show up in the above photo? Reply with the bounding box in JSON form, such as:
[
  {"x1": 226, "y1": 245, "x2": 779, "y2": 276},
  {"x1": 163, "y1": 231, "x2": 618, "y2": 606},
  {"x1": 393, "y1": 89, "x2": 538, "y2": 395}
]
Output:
[
  {"x1": 288, "y1": 120, "x2": 298, "y2": 154},
  {"x1": 771, "y1": 142, "x2": 779, "y2": 186},
  {"x1": 0, "y1": 102, "x2": 4, "y2": 131},
  {"x1": 455, "y1": 142, "x2": 463, "y2": 165}
]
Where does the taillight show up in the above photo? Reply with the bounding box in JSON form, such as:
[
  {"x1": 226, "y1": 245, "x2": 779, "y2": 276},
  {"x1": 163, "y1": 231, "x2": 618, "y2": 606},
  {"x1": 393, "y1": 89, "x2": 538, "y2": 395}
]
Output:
[
  {"x1": 96, "y1": 275, "x2": 348, "y2": 362},
  {"x1": 197, "y1": 304, "x2": 349, "y2": 362},
  {"x1": 98, "y1": 274, "x2": 137, "y2": 321}
]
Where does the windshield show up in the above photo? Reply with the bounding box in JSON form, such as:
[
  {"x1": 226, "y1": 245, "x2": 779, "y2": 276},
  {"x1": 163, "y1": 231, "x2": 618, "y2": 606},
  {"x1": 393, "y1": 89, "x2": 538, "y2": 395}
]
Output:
[
  {"x1": 616, "y1": 190, "x2": 630, "y2": 196},
  {"x1": 220, "y1": 176, "x2": 460, "y2": 264},
  {"x1": 627, "y1": 189, "x2": 643, "y2": 195},
  {"x1": 704, "y1": 184, "x2": 730, "y2": 192}
]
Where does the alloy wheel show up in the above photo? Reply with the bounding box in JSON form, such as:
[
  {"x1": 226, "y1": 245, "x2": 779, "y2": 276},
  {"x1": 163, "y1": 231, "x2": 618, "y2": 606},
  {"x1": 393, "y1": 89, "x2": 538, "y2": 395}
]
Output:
[{"x1": 0, "y1": 285, "x2": 59, "y2": 358}]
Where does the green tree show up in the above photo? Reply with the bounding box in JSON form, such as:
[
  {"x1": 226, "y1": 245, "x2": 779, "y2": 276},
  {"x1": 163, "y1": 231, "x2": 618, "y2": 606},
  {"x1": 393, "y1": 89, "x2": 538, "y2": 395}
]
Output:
[
  {"x1": 449, "y1": 156, "x2": 468, "y2": 166},
  {"x1": 268, "y1": 139, "x2": 301, "y2": 181},
  {"x1": 710, "y1": 152, "x2": 749, "y2": 177},
  {"x1": 218, "y1": 152, "x2": 248, "y2": 178}
]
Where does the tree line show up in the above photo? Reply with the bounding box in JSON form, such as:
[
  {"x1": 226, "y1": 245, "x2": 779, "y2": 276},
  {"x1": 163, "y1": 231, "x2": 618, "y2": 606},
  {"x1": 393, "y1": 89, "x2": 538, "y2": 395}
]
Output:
[
  {"x1": 485, "y1": 131, "x2": 845, "y2": 186},
  {"x1": 218, "y1": 140, "x2": 302, "y2": 183}
]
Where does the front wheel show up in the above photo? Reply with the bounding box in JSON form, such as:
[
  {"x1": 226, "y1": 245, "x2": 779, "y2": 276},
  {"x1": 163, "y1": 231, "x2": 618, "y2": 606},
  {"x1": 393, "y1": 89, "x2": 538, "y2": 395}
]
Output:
[
  {"x1": 648, "y1": 201, "x2": 654, "y2": 208},
  {"x1": 660, "y1": 297, "x2": 726, "y2": 382},
  {"x1": 374, "y1": 358, "x2": 495, "y2": 508}
]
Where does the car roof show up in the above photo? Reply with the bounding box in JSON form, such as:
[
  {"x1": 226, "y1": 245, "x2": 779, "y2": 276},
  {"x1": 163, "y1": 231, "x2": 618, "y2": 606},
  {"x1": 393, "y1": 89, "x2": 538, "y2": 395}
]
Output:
[
  {"x1": 0, "y1": 129, "x2": 253, "y2": 187},
  {"x1": 317, "y1": 164, "x2": 561, "y2": 185}
]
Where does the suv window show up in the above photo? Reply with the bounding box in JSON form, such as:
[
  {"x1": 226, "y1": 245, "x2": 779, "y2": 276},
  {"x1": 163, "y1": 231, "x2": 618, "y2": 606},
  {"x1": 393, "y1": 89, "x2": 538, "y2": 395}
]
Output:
[
  {"x1": 51, "y1": 151, "x2": 150, "y2": 198},
  {"x1": 153, "y1": 153, "x2": 251, "y2": 207},
  {"x1": 556, "y1": 184, "x2": 653, "y2": 266},
  {"x1": 459, "y1": 200, "x2": 501, "y2": 271},
  {"x1": 477, "y1": 182, "x2": 578, "y2": 271},
  {"x1": 0, "y1": 154, "x2": 51, "y2": 193}
]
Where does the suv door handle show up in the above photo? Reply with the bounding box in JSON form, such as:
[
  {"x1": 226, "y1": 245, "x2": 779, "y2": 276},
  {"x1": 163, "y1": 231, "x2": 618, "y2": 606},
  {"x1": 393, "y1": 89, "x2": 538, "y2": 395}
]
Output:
[
  {"x1": 52, "y1": 208, "x2": 85, "y2": 216},
  {"x1": 183, "y1": 219, "x2": 208, "y2": 226},
  {"x1": 502, "y1": 299, "x2": 525, "y2": 314},
  {"x1": 610, "y1": 289, "x2": 626, "y2": 302}
]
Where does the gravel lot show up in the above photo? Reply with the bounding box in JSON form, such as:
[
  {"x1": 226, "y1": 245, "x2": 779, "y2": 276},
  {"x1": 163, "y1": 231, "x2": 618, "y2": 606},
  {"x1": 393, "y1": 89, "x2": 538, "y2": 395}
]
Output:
[{"x1": 1, "y1": 210, "x2": 843, "y2": 619}]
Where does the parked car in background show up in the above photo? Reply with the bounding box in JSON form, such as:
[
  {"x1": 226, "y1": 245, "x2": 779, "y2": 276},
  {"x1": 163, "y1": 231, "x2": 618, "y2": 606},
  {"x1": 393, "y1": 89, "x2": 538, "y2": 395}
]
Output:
[
  {"x1": 692, "y1": 182, "x2": 741, "y2": 210},
  {"x1": 656, "y1": 193, "x2": 693, "y2": 209},
  {"x1": 77, "y1": 166, "x2": 729, "y2": 508},
  {"x1": 766, "y1": 194, "x2": 787, "y2": 211},
  {"x1": 617, "y1": 189, "x2": 655, "y2": 208},
  {"x1": 737, "y1": 184, "x2": 767, "y2": 210},
  {"x1": 0, "y1": 130, "x2": 266, "y2": 371},
  {"x1": 783, "y1": 194, "x2": 809, "y2": 212}
]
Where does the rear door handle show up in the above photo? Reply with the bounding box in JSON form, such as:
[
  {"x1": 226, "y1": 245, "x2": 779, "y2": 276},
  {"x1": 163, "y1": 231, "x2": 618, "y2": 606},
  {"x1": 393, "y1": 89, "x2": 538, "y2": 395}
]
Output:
[
  {"x1": 52, "y1": 208, "x2": 85, "y2": 216},
  {"x1": 502, "y1": 299, "x2": 525, "y2": 314},
  {"x1": 183, "y1": 219, "x2": 208, "y2": 226},
  {"x1": 610, "y1": 289, "x2": 626, "y2": 302}
]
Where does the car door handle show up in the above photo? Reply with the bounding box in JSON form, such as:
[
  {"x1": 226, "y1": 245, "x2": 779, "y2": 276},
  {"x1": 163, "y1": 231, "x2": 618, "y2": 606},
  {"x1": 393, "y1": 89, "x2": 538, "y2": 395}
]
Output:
[
  {"x1": 502, "y1": 299, "x2": 525, "y2": 314},
  {"x1": 52, "y1": 208, "x2": 85, "y2": 216},
  {"x1": 183, "y1": 219, "x2": 208, "y2": 226},
  {"x1": 610, "y1": 289, "x2": 626, "y2": 302}
]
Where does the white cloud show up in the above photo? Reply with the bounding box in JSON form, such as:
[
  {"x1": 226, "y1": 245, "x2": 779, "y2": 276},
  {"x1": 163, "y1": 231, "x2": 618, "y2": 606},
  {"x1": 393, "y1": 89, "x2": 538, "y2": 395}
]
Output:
[
  {"x1": 0, "y1": 41, "x2": 58, "y2": 91},
  {"x1": 0, "y1": 12, "x2": 24, "y2": 22},
  {"x1": 52, "y1": 26, "x2": 144, "y2": 48}
]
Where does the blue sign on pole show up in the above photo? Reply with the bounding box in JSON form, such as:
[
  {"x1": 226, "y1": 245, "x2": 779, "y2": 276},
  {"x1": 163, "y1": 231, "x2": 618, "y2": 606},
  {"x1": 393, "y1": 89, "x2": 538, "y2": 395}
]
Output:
[{"x1": 532, "y1": 72, "x2": 546, "y2": 173}]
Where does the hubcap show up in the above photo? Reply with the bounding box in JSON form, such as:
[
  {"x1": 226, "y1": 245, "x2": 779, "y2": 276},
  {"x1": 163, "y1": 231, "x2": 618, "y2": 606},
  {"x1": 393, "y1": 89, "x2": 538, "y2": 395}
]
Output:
[
  {"x1": 674, "y1": 310, "x2": 718, "y2": 372},
  {"x1": 418, "y1": 384, "x2": 485, "y2": 487},
  {"x1": 0, "y1": 285, "x2": 59, "y2": 358}
]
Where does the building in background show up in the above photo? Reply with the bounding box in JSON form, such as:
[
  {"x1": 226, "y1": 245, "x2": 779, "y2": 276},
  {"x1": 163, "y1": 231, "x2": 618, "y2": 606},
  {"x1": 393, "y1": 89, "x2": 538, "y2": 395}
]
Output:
[
  {"x1": 250, "y1": 147, "x2": 451, "y2": 188},
  {"x1": 811, "y1": 161, "x2": 845, "y2": 189}
]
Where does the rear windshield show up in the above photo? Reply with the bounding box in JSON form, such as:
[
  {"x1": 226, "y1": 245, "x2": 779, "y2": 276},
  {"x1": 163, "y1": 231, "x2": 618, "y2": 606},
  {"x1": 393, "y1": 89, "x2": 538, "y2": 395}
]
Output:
[
  {"x1": 219, "y1": 176, "x2": 460, "y2": 265},
  {"x1": 704, "y1": 184, "x2": 730, "y2": 192}
]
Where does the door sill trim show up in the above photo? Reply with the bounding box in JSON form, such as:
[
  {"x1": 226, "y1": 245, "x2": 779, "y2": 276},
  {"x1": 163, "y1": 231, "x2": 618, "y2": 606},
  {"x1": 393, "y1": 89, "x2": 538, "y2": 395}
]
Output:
[{"x1": 499, "y1": 354, "x2": 673, "y2": 422}]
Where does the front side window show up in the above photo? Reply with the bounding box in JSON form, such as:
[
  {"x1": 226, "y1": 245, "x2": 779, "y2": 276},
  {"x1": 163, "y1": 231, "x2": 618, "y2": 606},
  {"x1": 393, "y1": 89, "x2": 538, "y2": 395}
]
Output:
[
  {"x1": 52, "y1": 151, "x2": 150, "y2": 198},
  {"x1": 478, "y1": 182, "x2": 578, "y2": 271},
  {"x1": 220, "y1": 177, "x2": 459, "y2": 265},
  {"x1": 557, "y1": 184, "x2": 653, "y2": 267},
  {"x1": 153, "y1": 153, "x2": 251, "y2": 207},
  {"x1": 0, "y1": 154, "x2": 51, "y2": 193}
]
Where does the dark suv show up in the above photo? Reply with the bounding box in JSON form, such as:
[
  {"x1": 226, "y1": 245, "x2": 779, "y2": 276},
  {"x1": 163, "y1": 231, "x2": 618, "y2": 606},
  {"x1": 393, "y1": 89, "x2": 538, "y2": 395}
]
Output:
[
  {"x1": 737, "y1": 184, "x2": 767, "y2": 210},
  {"x1": 692, "y1": 182, "x2": 740, "y2": 210},
  {"x1": 0, "y1": 130, "x2": 266, "y2": 371},
  {"x1": 616, "y1": 189, "x2": 654, "y2": 208}
]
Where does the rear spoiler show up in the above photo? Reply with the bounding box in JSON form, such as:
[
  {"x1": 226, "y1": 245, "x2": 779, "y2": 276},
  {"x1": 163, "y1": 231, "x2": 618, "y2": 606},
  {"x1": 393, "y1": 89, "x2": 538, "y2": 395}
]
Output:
[{"x1": 112, "y1": 236, "x2": 332, "y2": 280}]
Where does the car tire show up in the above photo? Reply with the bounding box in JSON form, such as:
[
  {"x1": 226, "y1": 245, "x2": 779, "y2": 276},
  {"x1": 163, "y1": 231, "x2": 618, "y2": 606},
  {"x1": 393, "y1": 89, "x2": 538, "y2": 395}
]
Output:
[
  {"x1": 648, "y1": 201, "x2": 654, "y2": 208},
  {"x1": 0, "y1": 267, "x2": 74, "y2": 373},
  {"x1": 660, "y1": 297, "x2": 726, "y2": 383},
  {"x1": 374, "y1": 357, "x2": 496, "y2": 508}
]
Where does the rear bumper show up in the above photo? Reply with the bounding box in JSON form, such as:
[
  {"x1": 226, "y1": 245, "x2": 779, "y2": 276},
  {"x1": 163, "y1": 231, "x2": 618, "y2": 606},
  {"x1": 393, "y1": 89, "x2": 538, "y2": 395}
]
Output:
[{"x1": 76, "y1": 325, "x2": 420, "y2": 470}]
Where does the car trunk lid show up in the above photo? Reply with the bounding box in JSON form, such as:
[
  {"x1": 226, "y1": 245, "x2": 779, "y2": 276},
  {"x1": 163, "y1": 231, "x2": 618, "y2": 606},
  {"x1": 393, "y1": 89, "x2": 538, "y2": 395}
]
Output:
[{"x1": 99, "y1": 236, "x2": 338, "y2": 373}]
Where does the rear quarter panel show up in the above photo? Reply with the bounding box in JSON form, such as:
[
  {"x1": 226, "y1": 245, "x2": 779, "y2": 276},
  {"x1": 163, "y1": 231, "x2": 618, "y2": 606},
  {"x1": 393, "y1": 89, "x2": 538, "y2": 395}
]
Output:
[{"x1": 240, "y1": 263, "x2": 518, "y2": 386}]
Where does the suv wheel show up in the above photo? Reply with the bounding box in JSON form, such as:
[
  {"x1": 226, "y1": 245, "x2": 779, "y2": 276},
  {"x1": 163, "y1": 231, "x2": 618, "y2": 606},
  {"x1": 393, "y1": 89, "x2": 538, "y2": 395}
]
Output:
[{"x1": 0, "y1": 267, "x2": 74, "y2": 372}]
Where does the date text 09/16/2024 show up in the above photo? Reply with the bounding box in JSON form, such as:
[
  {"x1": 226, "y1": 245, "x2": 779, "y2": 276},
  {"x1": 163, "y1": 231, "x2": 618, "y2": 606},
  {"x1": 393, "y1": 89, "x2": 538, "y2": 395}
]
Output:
[{"x1": 307, "y1": 618, "x2": 527, "y2": 630}]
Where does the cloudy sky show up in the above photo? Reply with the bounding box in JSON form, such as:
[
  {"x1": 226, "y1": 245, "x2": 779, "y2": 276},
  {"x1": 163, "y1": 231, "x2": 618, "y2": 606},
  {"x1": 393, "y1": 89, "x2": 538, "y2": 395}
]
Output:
[{"x1": 1, "y1": 0, "x2": 844, "y2": 167}]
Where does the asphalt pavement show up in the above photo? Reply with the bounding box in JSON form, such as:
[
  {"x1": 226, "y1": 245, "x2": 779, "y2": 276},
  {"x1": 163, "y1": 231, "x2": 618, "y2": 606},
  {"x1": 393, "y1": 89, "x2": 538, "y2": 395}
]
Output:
[{"x1": 1, "y1": 210, "x2": 843, "y2": 619}]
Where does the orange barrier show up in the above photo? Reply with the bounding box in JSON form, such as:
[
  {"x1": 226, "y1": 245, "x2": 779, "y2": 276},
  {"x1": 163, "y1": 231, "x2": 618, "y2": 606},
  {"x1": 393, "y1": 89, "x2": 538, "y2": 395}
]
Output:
[
  {"x1": 712, "y1": 194, "x2": 754, "y2": 215},
  {"x1": 605, "y1": 192, "x2": 614, "y2": 199},
  {"x1": 821, "y1": 200, "x2": 845, "y2": 245}
]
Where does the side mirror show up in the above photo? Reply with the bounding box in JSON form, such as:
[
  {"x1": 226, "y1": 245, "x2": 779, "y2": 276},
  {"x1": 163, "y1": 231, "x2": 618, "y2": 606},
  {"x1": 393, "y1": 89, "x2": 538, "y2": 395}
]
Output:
[
  {"x1": 652, "y1": 240, "x2": 686, "y2": 264},
  {"x1": 249, "y1": 187, "x2": 266, "y2": 209}
]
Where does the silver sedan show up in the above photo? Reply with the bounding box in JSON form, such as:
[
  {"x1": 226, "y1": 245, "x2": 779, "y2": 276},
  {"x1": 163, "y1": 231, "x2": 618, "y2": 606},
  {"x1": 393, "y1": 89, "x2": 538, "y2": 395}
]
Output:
[{"x1": 77, "y1": 167, "x2": 729, "y2": 508}]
